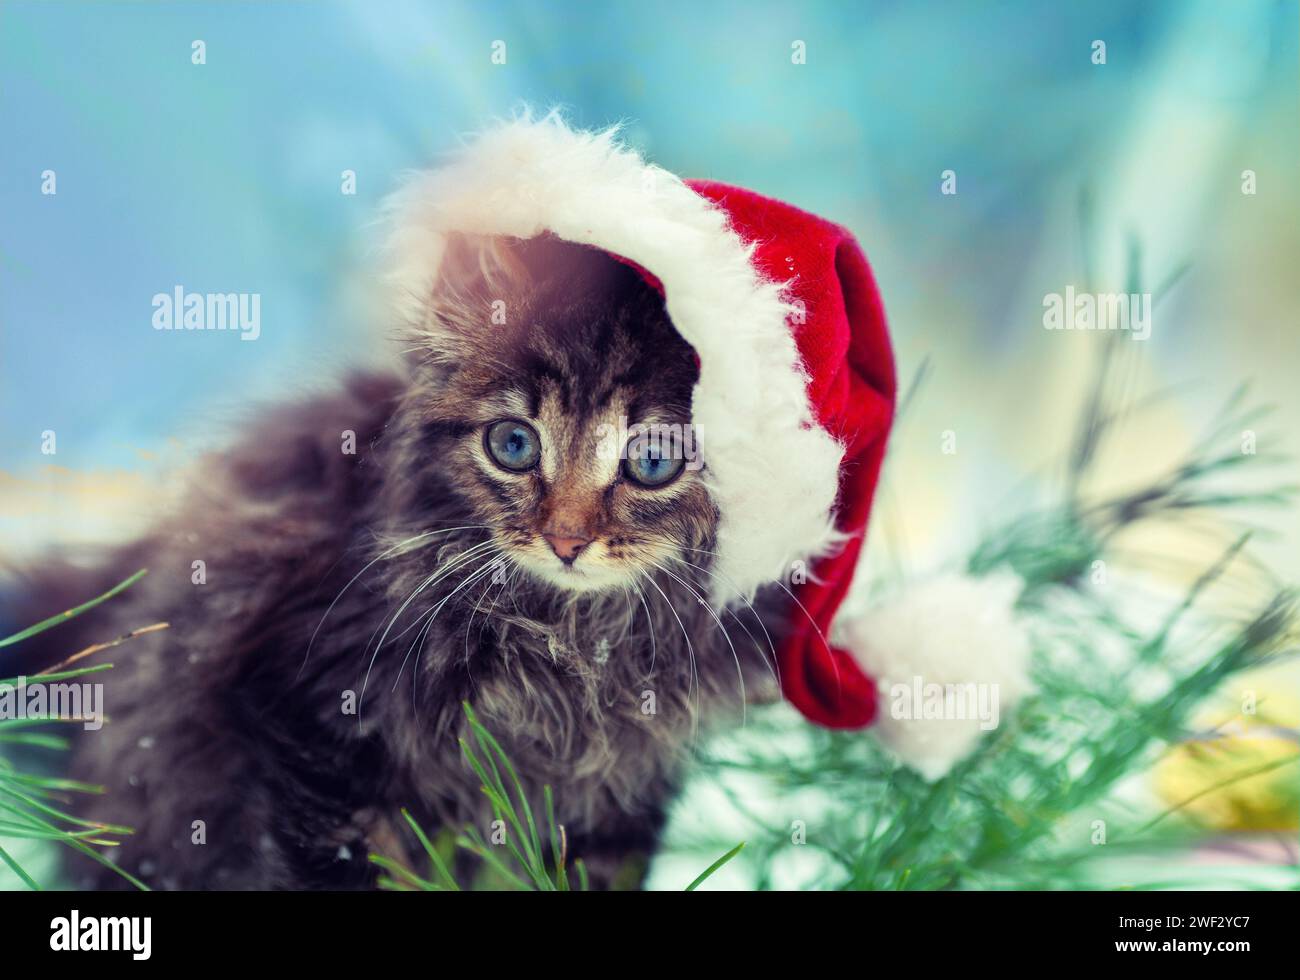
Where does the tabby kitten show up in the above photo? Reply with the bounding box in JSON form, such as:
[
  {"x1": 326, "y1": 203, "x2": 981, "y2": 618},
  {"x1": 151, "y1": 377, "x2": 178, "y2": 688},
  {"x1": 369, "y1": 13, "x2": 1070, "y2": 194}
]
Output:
[{"x1": 21, "y1": 234, "x2": 778, "y2": 890}]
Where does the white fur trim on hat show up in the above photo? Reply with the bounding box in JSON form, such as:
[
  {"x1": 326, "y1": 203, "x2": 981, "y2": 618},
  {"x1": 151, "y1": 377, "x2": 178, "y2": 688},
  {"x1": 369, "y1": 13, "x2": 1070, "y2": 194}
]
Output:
[{"x1": 380, "y1": 112, "x2": 844, "y2": 603}]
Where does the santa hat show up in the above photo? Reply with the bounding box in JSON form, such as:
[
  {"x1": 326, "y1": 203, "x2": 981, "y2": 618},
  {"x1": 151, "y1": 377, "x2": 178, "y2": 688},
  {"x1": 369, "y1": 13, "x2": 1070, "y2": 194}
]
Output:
[{"x1": 381, "y1": 114, "x2": 896, "y2": 731}]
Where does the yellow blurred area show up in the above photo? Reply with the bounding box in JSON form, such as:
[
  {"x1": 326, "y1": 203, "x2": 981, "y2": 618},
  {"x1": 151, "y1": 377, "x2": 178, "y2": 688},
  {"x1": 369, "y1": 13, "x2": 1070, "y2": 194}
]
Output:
[
  {"x1": 1154, "y1": 680, "x2": 1300, "y2": 832},
  {"x1": 0, "y1": 461, "x2": 176, "y2": 564}
]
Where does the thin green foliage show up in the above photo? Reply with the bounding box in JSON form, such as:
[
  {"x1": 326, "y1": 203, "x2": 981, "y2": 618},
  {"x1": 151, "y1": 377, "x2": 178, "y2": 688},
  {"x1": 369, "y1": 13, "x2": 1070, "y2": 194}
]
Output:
[
  {"x1": 682, "y1": 578, "x2": 1294, "y2": 891},
  {"x1": 372, "y1": 702, "x2": 744, "y2": 891},
  {"x1": 0, "y1": 570, "x2": 150, "y2": 890},
  {"x1": 0, "y1": 569, "x2": 146, "y2": 652},
  {"x1": 685, "y1": 842, "x2": 746, "y2": 891}
]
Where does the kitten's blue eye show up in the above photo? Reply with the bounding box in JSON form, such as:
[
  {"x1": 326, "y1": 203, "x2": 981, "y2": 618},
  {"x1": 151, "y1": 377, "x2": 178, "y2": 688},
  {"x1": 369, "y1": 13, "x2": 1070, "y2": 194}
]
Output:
[
  {"x1": 624, "y1": 440, "x2": 686, "y2": 488},
  {"x1": 485, "y1": 419, "x2": 541, "y2": 471}
]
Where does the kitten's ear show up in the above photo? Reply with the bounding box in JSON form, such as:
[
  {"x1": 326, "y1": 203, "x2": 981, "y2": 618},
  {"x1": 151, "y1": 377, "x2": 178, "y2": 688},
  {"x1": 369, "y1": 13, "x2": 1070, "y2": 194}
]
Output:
[
  {"x1": 406, "y1": 233, "x2": 530, "y2": 367},
  {"x1": 439, "y1": 232, "x2": 530, "y2": 298}
]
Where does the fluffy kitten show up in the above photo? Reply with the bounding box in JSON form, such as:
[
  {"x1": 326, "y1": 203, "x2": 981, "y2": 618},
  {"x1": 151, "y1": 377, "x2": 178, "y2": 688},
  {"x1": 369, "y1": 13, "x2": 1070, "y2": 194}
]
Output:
[{"x1": 14, "y1": 235, "x2": 780, "y2": 890}]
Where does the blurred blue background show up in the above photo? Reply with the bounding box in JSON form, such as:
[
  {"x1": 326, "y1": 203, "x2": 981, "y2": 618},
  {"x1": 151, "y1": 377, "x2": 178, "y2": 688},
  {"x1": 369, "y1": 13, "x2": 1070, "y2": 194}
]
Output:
[{"x1": 2, "y1": 0, "x2": 1298, "y2": 570}]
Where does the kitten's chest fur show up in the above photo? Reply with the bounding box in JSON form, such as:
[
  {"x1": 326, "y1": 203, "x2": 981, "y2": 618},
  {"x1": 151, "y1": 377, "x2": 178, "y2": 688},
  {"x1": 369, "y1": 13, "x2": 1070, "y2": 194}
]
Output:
[{"x1": 362, "y1": 544, "x2": 749, "y2": 841}]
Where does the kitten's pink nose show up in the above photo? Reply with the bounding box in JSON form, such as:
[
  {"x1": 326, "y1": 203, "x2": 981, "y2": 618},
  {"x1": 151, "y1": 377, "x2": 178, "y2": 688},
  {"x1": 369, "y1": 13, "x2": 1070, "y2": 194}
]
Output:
[{"x1": 543, "y1": 534, "x2": 591, "y2": 564}]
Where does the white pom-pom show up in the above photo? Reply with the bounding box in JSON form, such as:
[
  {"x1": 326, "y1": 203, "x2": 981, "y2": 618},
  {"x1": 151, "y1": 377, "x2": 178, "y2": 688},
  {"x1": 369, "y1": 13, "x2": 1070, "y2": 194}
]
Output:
[{"x1": 838, "y1": 572, "x2": 1034, "y2": 780}]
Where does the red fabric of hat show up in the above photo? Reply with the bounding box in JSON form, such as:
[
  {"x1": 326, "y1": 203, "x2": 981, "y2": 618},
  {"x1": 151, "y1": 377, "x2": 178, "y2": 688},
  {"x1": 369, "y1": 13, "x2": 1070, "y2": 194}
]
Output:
[{"x1": 686, "y1": 180, "x2": 897, "y2": 728}]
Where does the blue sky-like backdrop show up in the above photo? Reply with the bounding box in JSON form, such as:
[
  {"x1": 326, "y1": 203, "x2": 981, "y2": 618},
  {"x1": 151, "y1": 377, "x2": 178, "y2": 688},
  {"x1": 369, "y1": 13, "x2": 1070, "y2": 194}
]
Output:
[{"x1": 2, "y1": 0, "x2": 1298, "y2": 574}]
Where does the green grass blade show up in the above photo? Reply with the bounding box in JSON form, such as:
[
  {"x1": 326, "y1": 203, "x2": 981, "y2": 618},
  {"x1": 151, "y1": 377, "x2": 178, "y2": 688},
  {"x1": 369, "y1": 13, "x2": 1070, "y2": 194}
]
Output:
[
  {"x1": 399, "y1": 808, "x2": 458, "y2": 891},
  {"x1": 0, "y1": 842, "x2": 40, "y2": 890},
  {"x1": 685, "y1": 842, "x2": 745, "y2": 891},
  {"x1": 0, "y1": 569, "x2": 147, "y2": 649}
]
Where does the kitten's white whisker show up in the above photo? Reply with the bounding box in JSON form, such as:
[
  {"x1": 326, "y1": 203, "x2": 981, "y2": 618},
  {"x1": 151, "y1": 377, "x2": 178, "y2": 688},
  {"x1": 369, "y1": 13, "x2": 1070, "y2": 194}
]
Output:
[
  {"x1": 661, "y1": 538, "x2": 835, "y2": 694},
  {"x1": 378, "y1": 540, "x2": 500, "y2": 649},
  {"x1": 643, "y1": 557, "x2": 747, "y2": 727},
  {"x1": 635, "y1": 568, "x2": 700, "y2": 747},
  {"x1": 300, "y1": 525, "x2": 493, "y2": 681},
  {"x1": 477, "y1": 560, "x2": 519, "y2": 648},
  {"x1": 397, "y1": 551, "x2": 506, "y2": 716},
  {"x1": 387, "y1": 545, "x2": 503, "y2": 684},
  {"x1": 361, "y1": 539, "x2": 499, "y2": 709},
  {"x1": 463, "y1": 555, "x2": 510, "y2": 662},
  {"x1": 661, "y1": 551, "x2": 781, "y2": 690},
  {"x1": 630, "y1": 582, "x2": 658, "y2": 679},
  {"x1": 397, "y1": 551, "x2": 504, "y2": 707}
]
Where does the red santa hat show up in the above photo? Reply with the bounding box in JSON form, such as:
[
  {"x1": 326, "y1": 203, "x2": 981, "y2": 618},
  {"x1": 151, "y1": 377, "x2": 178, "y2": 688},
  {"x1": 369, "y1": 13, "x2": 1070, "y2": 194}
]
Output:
[{"x1": 382, "y1": 114, "x2": 896, "y2": 731}]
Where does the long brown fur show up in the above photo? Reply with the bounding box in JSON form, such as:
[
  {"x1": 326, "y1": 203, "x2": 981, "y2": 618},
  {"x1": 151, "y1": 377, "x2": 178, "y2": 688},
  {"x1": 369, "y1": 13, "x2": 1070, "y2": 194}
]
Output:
[{"x1": 10, "y1": 236, "x2": 782, "y2": 890}]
